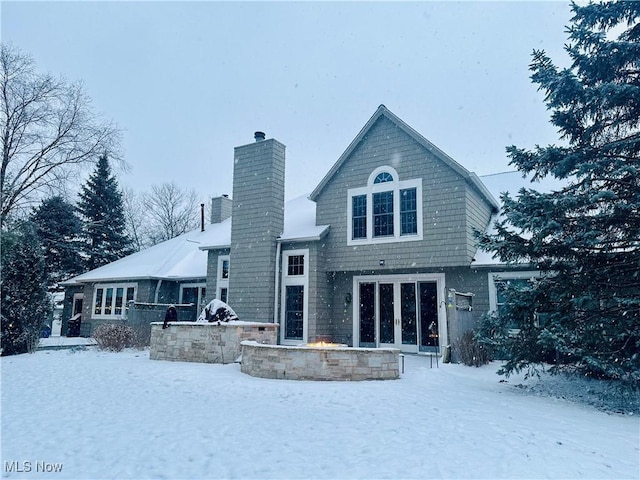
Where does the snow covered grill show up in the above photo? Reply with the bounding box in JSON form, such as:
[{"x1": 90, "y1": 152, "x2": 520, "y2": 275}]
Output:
[{"x1": 240, "y1": 341, "x2": 400, "y2": 381}]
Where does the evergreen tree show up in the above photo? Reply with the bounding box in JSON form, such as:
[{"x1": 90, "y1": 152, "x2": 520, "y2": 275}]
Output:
[
  {"x1": 477, "y1": 1, "x2": 640, "y2": 388},
  {"x1": 77, "y1": 154, "x2": 133, "y2": 270},
  {"x1": 30, "y1": 196, "x2": 84, "y2": 290},
  {"x1": 1, "y1": 221, "x2": 51, "y2": 355}
]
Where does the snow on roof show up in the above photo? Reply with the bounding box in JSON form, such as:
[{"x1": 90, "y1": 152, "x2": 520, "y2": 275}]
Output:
[
  {"x1": 65, "y1": 170, "x2": 563, "y2": 282},
  {"x1": 65, "y1": 196, "x2": 327, "y2": 284},
  {"x1": 280, "y1": 194, "x2": 329, "y2": 242},
  {"x1": 63, "y1": 219, "x2": 231, "y2": 285},
  {"x1": 473, "y1": 171, "x2": 568, "y2": 266}
]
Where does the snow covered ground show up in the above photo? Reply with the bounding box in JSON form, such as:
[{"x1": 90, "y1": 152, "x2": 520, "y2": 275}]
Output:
[
  {"x1": 37, "y1": 337, "x2": 97, "y2": 350},
  {"x1": 2, "y1": 349, "x2": 638, "y2": 479}
]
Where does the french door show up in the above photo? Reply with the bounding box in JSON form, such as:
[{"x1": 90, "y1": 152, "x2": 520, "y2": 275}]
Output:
[{"x1": 356, "y1": 275, "x2": 443, "y2": 353}]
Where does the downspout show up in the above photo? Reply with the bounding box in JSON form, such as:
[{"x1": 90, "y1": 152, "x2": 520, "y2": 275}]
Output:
[
  {"x1": 273, "y1": 241, "x2": 282, "y2": 328},
  {"x1": 154, "y1": 279, "x2": 163, "y2": 304}
]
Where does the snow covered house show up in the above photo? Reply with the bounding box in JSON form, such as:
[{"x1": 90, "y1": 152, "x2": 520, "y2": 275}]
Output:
[{"x1": 62, "y1": 105, "x2": 556, "y2": 354}]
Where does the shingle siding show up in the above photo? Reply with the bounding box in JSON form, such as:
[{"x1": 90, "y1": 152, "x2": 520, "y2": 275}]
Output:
[
  {"x1": 205, "y1": 248, "x2": 230, "y2": 304},
  {"x1": 315, "y1": 115, "x2": 475, "y2": 272},
  {"x1": 66, "y1": 108, "x2": 506, "y2": 351},
  {"x1": 229, "y1": 138, "x2": 285, "y2": 322},
  {"x1": 279, "y1": 241, "x2": 327, "y2": 340},
  {"x1": 465, "y1": 187, "x2": 495, "y2": 261},
  {"x1": 210, "y1": 196, "x2": 232, "y2": 223}
]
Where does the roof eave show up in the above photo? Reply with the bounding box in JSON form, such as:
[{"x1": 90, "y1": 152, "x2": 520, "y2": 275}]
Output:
[
  {"x1": 310, "y1": 104, "x2": 390, "y2": 201},
  {"x1": 279, "y1": 226, "x2": 330, "y2": 244},
  {"x1": 309, "y1": 105, "x2": 499, "y2": 212},
  {"x1": 61, "y1": 274, "x2": 206, "y2": 286},
  {"x1": 199, "y1": 243, "x2": 232, "y2": 251},
  {"x1": 468, "y1": 172, "x2": 500, "y2": 211}
]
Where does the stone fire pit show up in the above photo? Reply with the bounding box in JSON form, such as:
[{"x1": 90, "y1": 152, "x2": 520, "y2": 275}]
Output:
[{"x1": 240, "y1": 341, "x2": 400, "y2": 381}]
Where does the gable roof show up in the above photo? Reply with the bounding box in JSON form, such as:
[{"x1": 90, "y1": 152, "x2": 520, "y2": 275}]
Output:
[{"x1": 309, "y1": 105, "x2": 499, "y2": 211}]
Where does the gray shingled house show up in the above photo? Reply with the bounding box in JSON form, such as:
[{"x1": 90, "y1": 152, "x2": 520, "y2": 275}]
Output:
[
  {"x1": 62, "y1": 105, "x2": 550, "y2": 356},
  {"x1": 202, "y1": 104, "x2": 542, "y2": 353}
]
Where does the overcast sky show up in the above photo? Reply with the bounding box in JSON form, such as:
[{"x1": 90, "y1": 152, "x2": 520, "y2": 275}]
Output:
[{"x1": 2, "y1": 1, "x2": 573, "y2": 203}]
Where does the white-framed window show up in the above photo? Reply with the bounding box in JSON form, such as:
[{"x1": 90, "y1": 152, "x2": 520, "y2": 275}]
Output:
[
  {"x1": 217, "y1": 255, "x2": 230, "y2": 303},
  {"x1": 280, "y1": 249, "x2": 309, "y2": 344},
  {"x1": 92, "y1": 283, "x2": 137, "y2": 319},
  {"x1": 488, "y1": 271, "x2": 542, "y2": 313},
  {"x1": 180, "y1": 283, "x2": 207, "y2": 311},
  {"x1": 347, "y1": 166, "x2": 423, "y2": 245},
  {"x1": 488, "y1": 271, "x2": 543, "y2": 331}
]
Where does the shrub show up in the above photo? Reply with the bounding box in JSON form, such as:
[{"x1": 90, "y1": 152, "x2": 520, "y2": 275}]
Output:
[
  {"x1": 455, "y1": 330, "x2": 491, "y2": 367},
  {"x1": 93, "y1": 323, "x2": 136, "y2": 352},
  {"x1": 1, "y1": 222, "x2": 50, "y2": 356}
]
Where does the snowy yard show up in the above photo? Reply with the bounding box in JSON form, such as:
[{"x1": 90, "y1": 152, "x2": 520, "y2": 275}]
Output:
[{"x1": 1, "y1": 348, "x2": 638, "y2": 479}]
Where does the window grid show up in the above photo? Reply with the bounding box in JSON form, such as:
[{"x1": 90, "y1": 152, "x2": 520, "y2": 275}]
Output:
[
  {"x1": 347, "y1": 167, "x2": 422, "y2": 245},
  {"x1": 287, "y1": 255, "x2": 305, "y2": 276},
  {"x1": 115, "y1": 288, "x2": 124, "y2": 315},
  {"x1": 284, "y1": 285, "x2": 304, "y2": 340},
  {"x1": 400, "y1": 188, "x2": 418, "y2": 235},
  {"x1": 221, "y1": 259, "x2": 229, "y2": 279},
  {"x1": 217, "y1": 256, "x2": 230, "y2": 302},
  {"x1": 373, "y1": 191, "x2": 394, "y2": 237},
  {"x1": 93, "y1": 284, "x2": 136, "y2": 318},
  {"x1": 373, "y1": 172, "x2": 394, "y2": 184},
  {"x1": 352, "y1": 195, "x2": 367, "y2": 239}
]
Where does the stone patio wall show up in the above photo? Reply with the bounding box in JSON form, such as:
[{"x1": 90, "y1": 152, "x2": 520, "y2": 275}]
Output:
[
  {"x1": 150, "y1": 322, "x2": 278, "y2": 364},
  {"x1": 240, "y1": 341, "x2": 400, "y2": 380}
]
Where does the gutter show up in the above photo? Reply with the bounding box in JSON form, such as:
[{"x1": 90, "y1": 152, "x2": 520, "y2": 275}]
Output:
[
  {"x1": 273, "y1": 241, "x2": 282, "y2": 326},
  {"x1": 154, "y1": 279, "x2": 163, "y2": 304}
]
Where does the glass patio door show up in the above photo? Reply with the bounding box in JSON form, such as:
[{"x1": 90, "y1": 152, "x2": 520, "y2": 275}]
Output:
[{"x1": 378, "y1": 282, "x2": 419, "y2": 353}]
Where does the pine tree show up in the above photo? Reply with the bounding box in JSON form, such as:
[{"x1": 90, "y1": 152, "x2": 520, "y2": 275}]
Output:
[
  {"x1": 477, "y1": 1, "x2": 640, "y2": 388},
  {"x1": 77, "y1": 154, "x2": 133, "y2": 270},
  {"x1": 30, "y1": 196, "x2": 84, "y2": 290},
  {"x1": 1, "y1": 221, "x2": 51, "y2": 355}
]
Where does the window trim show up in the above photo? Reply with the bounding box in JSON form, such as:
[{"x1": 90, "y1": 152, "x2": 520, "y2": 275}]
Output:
[
  {"x1": 285, "y1": 254, "x2": 305, "y2": 277},
  {"x1": 179, "y1": 283, "x2": 207, "y2": 311},
  {"x1": 488, "y1": 271, "x2": 542, "y2": 313},
  {"x1": 92, "y1": 283, "x2": 137, "y2": 320},
  {"x1": 280, "y1": 249, "x2": 309, "y2": 345},
  {"x1": 347, "y1": 166, "x2": 423, "y2": 245},
  {"x1": 217, "y1": 255, "x2": 230, "y2": 302}
]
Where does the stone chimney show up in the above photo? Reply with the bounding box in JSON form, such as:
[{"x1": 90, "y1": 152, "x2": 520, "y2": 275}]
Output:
[
  {"x1": 228, "y1": 133, "x2": 285, "y2": 322},
  {"x1": 210, "y1": 195, "x2": 232, "y2": 224}
]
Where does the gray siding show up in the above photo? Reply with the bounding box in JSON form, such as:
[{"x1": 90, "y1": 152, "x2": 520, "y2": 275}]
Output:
[
  {"x1": 229, "y1": 138, "x2": 285, "y2": 322},
  {"x1": 61, "y1": 285, "x2": 83, "y2": 336},
  {"x1": 314, "y1": 115, "x2": 476, "y2": 273},
  {"x1": 326, "y1": 272, "x2": 356, "y2": 345},
  {"x1": 74, "y1": 279, "x2": 201, "y2": 336},
  {"x1": 316, "y1": 267, "x2": 498, "y2": 347},
  {"x1": 465, "y1": 187, "x2": 495, "y2": 260},
  {"x1": 211, "y1": 196, "x2": 232, "y2": 223},
  {"x1": 443, "y1": 267, "x2": 491, "y2": 321},
  {"x1": 280, "y1": 240, "x2": 331, "y2": 342},
  {"x1": 205, "y1": 248, "x2": 230, "y2": 304}
]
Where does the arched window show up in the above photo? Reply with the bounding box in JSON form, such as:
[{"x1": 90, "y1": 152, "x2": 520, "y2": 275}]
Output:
[
  {"x1": 347, "y1": 166, "x2": 422, "y2": 244},
  {"x1": 373, "y1": 171, "x2": 394, "y2": 184}
]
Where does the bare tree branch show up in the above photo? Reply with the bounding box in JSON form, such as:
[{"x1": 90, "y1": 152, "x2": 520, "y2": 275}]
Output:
[
  {"x1": 141, "y1": 182, "x2": 200, "y2": 245},
  {"x1": 0, "y1": 44, "x2": 122, "y2": 226}
]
